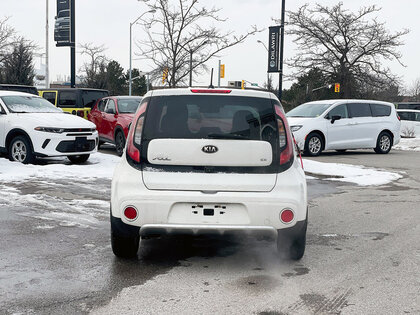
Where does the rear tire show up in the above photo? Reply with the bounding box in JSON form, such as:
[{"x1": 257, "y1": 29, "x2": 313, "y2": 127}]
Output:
[
  {"x1": 304, "y1": 133, "x2": 323, "y2": 156},
  {"x1": 374, "y1": 132, "x2": 392, "y2": 154},
  {"x1": 67, "y1": 154, "x2": 90, "y2": 164},
  {"x1": 8, "y1": 135, "x2": 34, "y2": 164},
  {"x1": 111, "y1": 214, "x2": 140, "y2": 258},
  {"x1": 115, "y1": 131, "x2": 125, "y2": 157},
  {"x1": 277, "y1": 219, "x2": 307, "y2": 260}
]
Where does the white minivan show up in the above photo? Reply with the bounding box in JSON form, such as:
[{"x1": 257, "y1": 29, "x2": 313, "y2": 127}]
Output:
[
  {"x1": 287, "y1": 100, "x2": 401, "y2": 156},
  {"x1": 111, "y1": 88, "x2": 307, "y2": 260}
]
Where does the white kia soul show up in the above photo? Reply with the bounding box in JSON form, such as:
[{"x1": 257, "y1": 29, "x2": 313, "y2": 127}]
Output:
[
  {"x1": 287, "y1": 99, "x2": 401, "y2": 156},
  {"x1": 111, "y1": 88, "x2": 307, "y2": 260}
]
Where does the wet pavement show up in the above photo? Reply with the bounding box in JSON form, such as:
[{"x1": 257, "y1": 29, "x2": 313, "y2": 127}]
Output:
[{"x1": 1, "y1": 149, "x2": 419, "y2": 314}]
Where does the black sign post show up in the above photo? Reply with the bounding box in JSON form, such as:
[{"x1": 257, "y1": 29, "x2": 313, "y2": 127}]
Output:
[
  {"x1": 55, "y1": 0, "x2": 75, "y2": 87},
  {"x1": 70, "y1": 0, "x2": 75, "y2": 88},
  {"x1": 267, "y1": 26, "x2": 281, "y2": 73}
]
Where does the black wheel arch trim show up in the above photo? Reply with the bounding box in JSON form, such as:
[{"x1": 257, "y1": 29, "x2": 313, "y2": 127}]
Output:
[{"x1": 6, "y1": 129, "x2": 35, "y2": 153}]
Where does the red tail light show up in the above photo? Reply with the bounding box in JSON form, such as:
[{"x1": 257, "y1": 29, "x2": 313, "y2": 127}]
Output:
[
  {"x1": 126, "y1": 101, "x2": 148, "y2": 163},
  {"x1": 124, "y1": 206, "x2": 138, "y2": 220},
  {"x1": 280, "y1": 208, "x2": 294, "y2": 223},
  {"x1": 191, "y1": 89, "x2": 232, "y2": 94},
  {"x1": 275, "y1": 105, "x2": 294, "y2": 166}
]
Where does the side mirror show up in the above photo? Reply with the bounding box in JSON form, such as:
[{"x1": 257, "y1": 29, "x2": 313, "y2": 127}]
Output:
[{"x1": 331, "y1": 115, "x2": 342, "y2": 124}]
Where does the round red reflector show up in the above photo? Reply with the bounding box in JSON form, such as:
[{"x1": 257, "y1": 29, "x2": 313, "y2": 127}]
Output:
[
  {"x1": 124, "y1": 207, "x2": 138, "y2": 220},
  {"x1": 280, "y1": 209, "x2": 294, "y2": 223}
]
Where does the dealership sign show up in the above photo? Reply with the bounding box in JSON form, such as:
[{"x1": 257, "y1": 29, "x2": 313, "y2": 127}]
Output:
[{"x1": 267, "y1": 26, "x2": 281, "y2": 73}]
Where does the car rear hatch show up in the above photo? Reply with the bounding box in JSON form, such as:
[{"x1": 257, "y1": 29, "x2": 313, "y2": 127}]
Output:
[{"x1": 133, "y1": 92, "x2": 286, "y2": 192}]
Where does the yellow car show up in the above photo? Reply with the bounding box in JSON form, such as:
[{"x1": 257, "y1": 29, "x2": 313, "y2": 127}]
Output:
[{"x1": 38, "y1": 88, "x2": 109, "y2": 119}]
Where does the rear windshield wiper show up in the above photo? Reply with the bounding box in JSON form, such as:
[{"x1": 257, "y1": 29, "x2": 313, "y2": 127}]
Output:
[{"x1": 207, "y1": 133, "x2": 250, "y2": 140}]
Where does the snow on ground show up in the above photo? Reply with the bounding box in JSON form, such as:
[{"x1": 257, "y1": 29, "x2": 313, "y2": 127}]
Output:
[
  {"x1": 393, "y1": 137, "x2": 420, "y2": 151},
  {"x1": 0, "y1": 152, "x2": 121, "y2": 182},
  {"x1": 303, "y1": 159, "x2": 402, "y2": 186}
]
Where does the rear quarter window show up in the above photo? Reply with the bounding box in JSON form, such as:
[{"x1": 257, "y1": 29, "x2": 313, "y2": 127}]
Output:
[
  {"x1": 370, "y1": 104, "x2": 391, "y2": 117},
  {"x1": 58, "y1": 91, "x2": 78, "y2": 108}
]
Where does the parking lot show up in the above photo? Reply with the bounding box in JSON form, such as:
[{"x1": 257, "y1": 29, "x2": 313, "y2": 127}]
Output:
[{"x1": 0, "y1": 146, "x2": 418, "y2": 314}]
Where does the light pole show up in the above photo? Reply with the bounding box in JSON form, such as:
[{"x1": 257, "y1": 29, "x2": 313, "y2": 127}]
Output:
[
  {"x1": 179, "y1": 40, "x2": 208, "y2": 87},
  {"x1": 278, "y1": 0, "x2": 286, "y2": 99},
  {"x1": 257, "y1": 40, "x2": 270, "y2": 89},
  {"x1": 129, "y1": 9, "x2": 155, "y2": 96},
  {"x1": 45, "y1": 0, "x2": 49, "y2": 88}
]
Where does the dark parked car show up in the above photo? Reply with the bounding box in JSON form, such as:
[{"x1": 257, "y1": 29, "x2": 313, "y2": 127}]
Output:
[{"x1": 0, "y1": 84, "x2": 38, "y2": 95}]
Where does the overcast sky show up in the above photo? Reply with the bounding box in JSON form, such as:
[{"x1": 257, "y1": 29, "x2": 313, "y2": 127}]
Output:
[{"x1": 2, "y1": 0, "x2": 419, "y2": 90}]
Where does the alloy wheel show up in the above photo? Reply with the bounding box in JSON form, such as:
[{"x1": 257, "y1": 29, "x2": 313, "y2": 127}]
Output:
[
  {"x1": 11, "y1": 140, "x2": 27, "y2": 162},
  {"x1": 380, "y1": 135, "x2": 391, "y2": 152},
  {"x1": 309, "y1": 137, "x2": 321, "y2": 155}
]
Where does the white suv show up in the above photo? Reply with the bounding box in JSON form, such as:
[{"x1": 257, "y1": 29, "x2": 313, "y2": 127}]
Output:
[
  {"x1": 111, "y1": 88, "x2": 307, "y2": 260},
  {"x1": 0, "y1": 91, "x2": 98, "y2": 164},
  {"x1": 287, "y1": 100, "x2": 401, "y2": 156}
]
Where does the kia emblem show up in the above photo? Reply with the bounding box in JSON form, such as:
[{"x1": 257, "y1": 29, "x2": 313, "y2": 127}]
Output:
[{"x1": 202, "y1": 145, "x2": 218, "y2": 153}]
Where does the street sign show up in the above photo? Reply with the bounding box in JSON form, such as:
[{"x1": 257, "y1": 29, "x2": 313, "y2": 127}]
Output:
[
  {"x1": 220, "y1": 64, "x2": 225, "y2": 78},
  {"x1": 335, "y1": 83, "x2": 340, "y2": 93},
  {"x1": 267, "y1": 26, "x2": 281, "y2": 73},
  {"x1": 251, "y1": 83, "x2": 258, "y2": 87}
]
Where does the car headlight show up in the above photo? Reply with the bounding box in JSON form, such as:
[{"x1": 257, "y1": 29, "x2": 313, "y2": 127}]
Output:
[
  {"x1": 290, "y1": 125, "x2": 303, "y2": 132},
  {"x1": 34, "y1": 127, "x2": 65, "y2": 133}
]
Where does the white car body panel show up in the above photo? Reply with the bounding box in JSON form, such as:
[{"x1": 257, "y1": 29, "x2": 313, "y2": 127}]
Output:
[
  {"x1": 288, "y1": 99, "x2": 401, "y2": 152},
  {"x1": 0, "y1": 91, "x2": 98, "y2": 157},
  {"x1": 147, "y1": 138, "x2": 273, "y2": 167},
  {"x1": 112, "y1": 154, "x2": 307, "y2": 232}
]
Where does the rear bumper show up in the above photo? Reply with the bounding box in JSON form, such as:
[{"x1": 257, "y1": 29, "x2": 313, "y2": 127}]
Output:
[
  {"x1": 140, "y1": 223, "x2": 277, "y2": 237},
  {"x1": 111, "y1": 214, "x2": 307, "y2": 240}
]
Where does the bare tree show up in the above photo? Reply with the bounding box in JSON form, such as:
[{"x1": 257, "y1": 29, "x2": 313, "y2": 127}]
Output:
[
  {"x1": 285, "y1": 3, "x2": 409, "y2": 98},
  {"x1": 0, "y1": 17, "x2": 16, "y2": 64},
  {"x1": 79, "y1": 43, "x2": 108, "y2": 88},
  {"x1": 408, "y1": 78, "x2": 420, "y2": 101},
  {"x1": 136, "y1": 0, "x2": 261, "y2": 87}
]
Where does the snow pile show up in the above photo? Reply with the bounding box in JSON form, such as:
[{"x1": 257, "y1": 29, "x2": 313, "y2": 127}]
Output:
[
  {"x1": 303, "y1": 159, "x2": 402, "y2": 186},
  {"x1": 393, "y1": 137, "x2": 420, "y2": 152},
  {"x1": 0, "y1": 153, "x2": 121, "y2": 182}
]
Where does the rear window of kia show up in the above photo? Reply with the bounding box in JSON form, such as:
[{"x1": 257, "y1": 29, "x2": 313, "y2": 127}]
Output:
[{"x1": 143, "y1": 95, "x2": 277, "y2": 143}]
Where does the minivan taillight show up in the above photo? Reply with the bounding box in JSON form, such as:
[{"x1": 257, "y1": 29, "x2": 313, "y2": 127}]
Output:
[{"x1": 275, "y1": 105, "x2": 294, "y2": 166}]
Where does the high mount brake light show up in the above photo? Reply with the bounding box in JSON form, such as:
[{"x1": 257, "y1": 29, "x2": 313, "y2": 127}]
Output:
[
  {"x1": 190, "y1": 89, "x2": 232, "y2": 94},
  {"x1": 275, "y1": 105, "x2": 294, "y2": 166}
]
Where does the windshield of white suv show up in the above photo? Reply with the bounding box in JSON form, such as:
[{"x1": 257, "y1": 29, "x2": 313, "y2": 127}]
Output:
[
  {"x1": 143, "y1": 95, "x2": 277, "y2": 142},
  {"x1": 286, "y1": 103, "x2": 332, "y2": 118},
  {"x1": 1, "y1": 95, "x2": 63, "y2": 113}
]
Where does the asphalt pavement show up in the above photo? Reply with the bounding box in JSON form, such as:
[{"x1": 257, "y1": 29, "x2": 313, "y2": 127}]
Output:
[{"x1": 0, "y1": 149, "x2": 419, "y2": 314}]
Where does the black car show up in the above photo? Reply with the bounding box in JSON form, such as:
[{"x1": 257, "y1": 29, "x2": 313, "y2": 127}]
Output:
[{"x1": 0, "y1": 84, "x2": 38, "y2": 95}]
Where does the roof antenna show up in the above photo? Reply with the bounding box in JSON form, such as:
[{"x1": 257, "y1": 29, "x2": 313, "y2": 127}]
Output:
[{"x1": 208, "y1": 68, "x2": 214, "y2": 89}]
